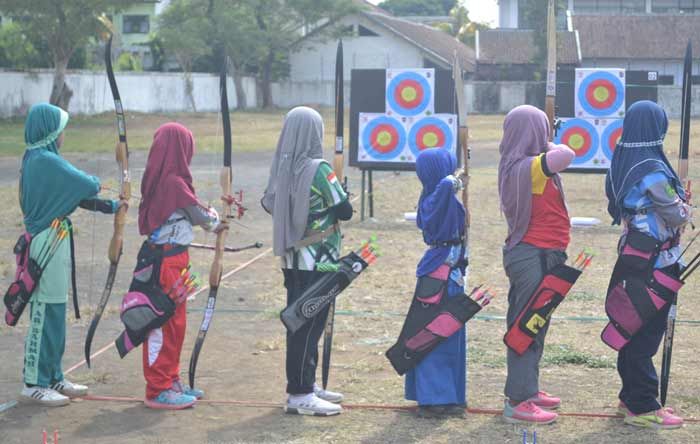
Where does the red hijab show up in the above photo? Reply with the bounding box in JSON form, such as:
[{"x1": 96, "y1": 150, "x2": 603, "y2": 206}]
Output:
[{"x1": 138, "y1": 123, "x2": 200, "y2": 235}]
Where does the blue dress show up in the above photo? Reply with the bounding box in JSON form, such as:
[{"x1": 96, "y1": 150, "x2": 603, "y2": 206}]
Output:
[{"x1": 405, "y1": 246, "x2": 467, "y2": 406}]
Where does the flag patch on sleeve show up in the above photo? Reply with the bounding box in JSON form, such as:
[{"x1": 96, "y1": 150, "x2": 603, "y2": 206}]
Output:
[{"x1": 327, "y1": 171, "x2": 338, "y2": 184}]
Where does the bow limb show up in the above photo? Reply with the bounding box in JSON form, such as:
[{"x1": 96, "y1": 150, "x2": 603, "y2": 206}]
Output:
[
  {"x1": 544, "y1": 0, "x2": 557, "y2": 139},
  {"x1": 188, "y1": 51, "x2": 233, "y2": 389},
  {"x1": 85, "y1": 25, "x2": 131, "y2": 367},
  {"x1": 452, "y1": 52, "x2": 470, "y2": 239}
]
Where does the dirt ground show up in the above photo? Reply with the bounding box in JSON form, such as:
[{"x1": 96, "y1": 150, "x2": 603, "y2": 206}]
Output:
[{"x1": 2, "y1": 119, "x2": 700, "y2": 443}]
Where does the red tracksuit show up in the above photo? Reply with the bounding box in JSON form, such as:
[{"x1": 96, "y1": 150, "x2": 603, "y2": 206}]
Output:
[{"x1": 143, "y1": 249, "x2": 189, "y2": 399}]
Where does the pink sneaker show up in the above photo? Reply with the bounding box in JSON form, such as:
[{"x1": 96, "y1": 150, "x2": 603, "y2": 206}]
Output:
[
  {"x1": 617, "y1": 401, "x2": 675, "y2": 417},
  {"x1": 624, "y1": 408, "x2": 683, "y2": 429},
  {"x1": 503, "y1": 400, "x2": 558, "y2": 425},
  {"x1": 528, "y1": 391, "x2": 561, "y2": 410}
]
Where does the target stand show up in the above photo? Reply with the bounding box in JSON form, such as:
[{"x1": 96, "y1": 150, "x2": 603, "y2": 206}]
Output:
[{"x1": 350, "y1": 69, "x2": 457, "y2": 220}]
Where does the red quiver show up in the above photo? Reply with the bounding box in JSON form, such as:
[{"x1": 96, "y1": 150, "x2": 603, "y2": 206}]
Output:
[
  {"x1": 601, "y1": 230, "x2": 682, "y2": 351},
  {"x1": 4, "y1": 233, "x2": 41, "y2": 326},
  {"x1": 386, "y1": 264, "x2": 481, "y2": 375},
  {"x1": 504, "y1": 263, "x2": 581, "y2": 355}
]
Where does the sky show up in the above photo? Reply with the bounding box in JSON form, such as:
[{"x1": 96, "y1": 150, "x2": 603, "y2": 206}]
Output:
[{"x1": 366, "y1": 0, "x2": 500, "y2": 27}]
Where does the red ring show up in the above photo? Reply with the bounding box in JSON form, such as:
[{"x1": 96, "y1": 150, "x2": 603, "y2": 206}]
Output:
[
  {"x1": 585, "y1": 79, "x2": 617, "y2": 110},
  {"x1": 562, "y1": 127, "x2": 593, "y2": 156},
  {"x1": 415, "y1": 125, "x2": 445, "y2": 150},
  {"x1": 607, "y1": 127, "x2": 622, "y2": 153},
  {"x1": 370, "y1": 124, "x2": 399, "y2": 154},
  {"x1": 393, "y1": 79, "x2": 424, "y2": 109}
]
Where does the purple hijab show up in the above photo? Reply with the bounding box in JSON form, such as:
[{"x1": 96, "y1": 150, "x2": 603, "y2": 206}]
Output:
[{"x1": 498, "y1": 105, "x2": 565, "y2": 250}]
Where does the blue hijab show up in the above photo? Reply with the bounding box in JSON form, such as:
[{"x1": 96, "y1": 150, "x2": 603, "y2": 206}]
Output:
[
  {"x1": 415, "y1": 149, "x2": 465, "y2": 276},
  {"x1": 21, "y1": 103, "x2": 100, "y2": 234},
  {"x1": 606, "y1": 101, "x2": 685, "y2": 225}
]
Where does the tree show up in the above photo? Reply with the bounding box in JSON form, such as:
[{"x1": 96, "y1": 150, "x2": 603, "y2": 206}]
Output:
[
  {"x1": 518, "y1": 0, "x2": 565, "y2": 69},
  {"x1": 379, "y1": 0, "x2": 456, "y2": 16},
  {"x1": 437, "y1": 5, "x2": 490, "y2": 48},
  {"x1": 1, "y1": 0, "x2": 138, "y2": 110}
]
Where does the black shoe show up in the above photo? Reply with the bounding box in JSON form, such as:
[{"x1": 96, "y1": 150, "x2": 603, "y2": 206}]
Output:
[
  {"x1": 417, "y1": 405, "x2": 449, "y2": 418},
  {"x1": 443, "y1": 404, "x2": 467, "y2": 418}
]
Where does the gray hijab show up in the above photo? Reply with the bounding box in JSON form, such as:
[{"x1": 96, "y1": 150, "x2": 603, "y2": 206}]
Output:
[{"x1": 262, "y1": 106, "x2": 325, "y2": 256}]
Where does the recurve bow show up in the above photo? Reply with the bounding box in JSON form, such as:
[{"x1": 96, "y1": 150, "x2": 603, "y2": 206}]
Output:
[
  {"x1": 322, "y1": 39, "x2": 344, "y2": 391},
  {"x1": 85, "y1": 19, "x2": 131, "y2": 367},
  {"x1": 660, "y1": 40, "x2": 692, "y2": 407},
  {"x1": 188, "y1": 48, "x2": 233, "y2": 389},
  {"x1": 544, "y1": 0, "x2": 557, "y2": 139}
]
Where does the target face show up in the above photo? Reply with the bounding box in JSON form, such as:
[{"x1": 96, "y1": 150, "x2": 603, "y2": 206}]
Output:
[
  {"x1": 555, "y1": 118, "x2": 599, "y2": 165},
  {"x1": 407, "y1": 116, "x2": 456, "y2": 158},
  {"x1": 600, "y1": 118, "x2": 623, "y2": 161},
  {"x1": 386, "y1": 69, "x2": 434, "y2": 117},
  {"x1": 358, "y1": 113, "x2": 407, "y2": 161},
  {"x1": 576, "y1": 69, "x2": 625, "y2": 118}
]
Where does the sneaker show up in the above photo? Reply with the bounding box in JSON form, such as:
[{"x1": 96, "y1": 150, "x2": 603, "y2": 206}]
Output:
[
  {"x1": 20, "y1": 386, "x2": 70, "y2": 407},
  {"x1": 617, "y1": 401, "x2": 676, "y2": 417},
  {"x1": 144, "y1": 389, "x2": 196, "y2": 410},
  {"x1": 285, "y1": 393, "x2": 342, "y2": 416},
  {"x1": 528, "y1": 391, "x2": 561, "y2": 410},
  {"x1": 624, "y1": 408, "x2": 683, "y2": 429},
  {"x1": 172, "y1": 380, "x2": 204, "y2": 400},
  {"x1": 313, "y1": 383, "x2": 344, "y2": 403},
  {"x1": 50, "y1": 379, "x2": 88, "y2": 398},
  {"x1": 503, "y1": 399, "x2": 558, "y2": 425}
]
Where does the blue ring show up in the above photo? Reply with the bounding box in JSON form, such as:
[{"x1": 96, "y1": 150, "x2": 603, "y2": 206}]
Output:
[
  {"x1": 554, "y1": 118, "x2": 599, "y2": 165},
  {"x1": 386, "y1": 72, "x2": 432, "y2": 117},
  {"x1": 361, "y1": 116, "x2": 406, "y2": 161},
  {"x1": 600, "y1": 119, "x2": 623, "y2": 160},
  {"x1": 407, "y1": 117, "x2": 454, "y2": 158},
  {"x1": 577, "y1": 71, "x2": 625, "y2": 117}
]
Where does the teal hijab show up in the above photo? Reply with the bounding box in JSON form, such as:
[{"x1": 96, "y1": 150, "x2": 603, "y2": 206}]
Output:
[{"x1": 21, "y1": 103, "x2": 100, "y2": 234}]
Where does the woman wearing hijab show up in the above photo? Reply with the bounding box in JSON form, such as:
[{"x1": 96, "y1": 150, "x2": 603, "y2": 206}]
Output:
[
  {"x1": 405, "y1": 148, "x2": 468, "y2": 418},
  {"x1": 262, "y1": 107, "x2": 352, "y2": 416},
  {"x1": 19, "y1": 103, "x2": 122, "y2": 406},
  {"x1": 605, "y1": 101, "x2": 688, "y2": 429},
  {"x1": 138, "y1": 122, "x2": 224, "y2": 410},
  {"x1": 498, "y1": 105, "x2": 575, "y2": 424}
]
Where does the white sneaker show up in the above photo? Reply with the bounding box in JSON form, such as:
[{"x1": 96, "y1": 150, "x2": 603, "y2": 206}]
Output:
[
  {"x1": 20, "y1": 386, "x2": 70, "y2": 407},
  {"x1": 50, "y1": 379, "x2": 88, "y2": 398},
  {"x1": 285, "y1": 393, "x2": 342, "y2": 416},
  {"x1": 313, "y1": 383, "x2": 344, "y2": 403}
]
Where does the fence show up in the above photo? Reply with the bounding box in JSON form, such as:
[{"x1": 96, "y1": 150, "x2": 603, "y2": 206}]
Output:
[{"x1": 0, "y1": 70, "x2": 697, "y2": 118}]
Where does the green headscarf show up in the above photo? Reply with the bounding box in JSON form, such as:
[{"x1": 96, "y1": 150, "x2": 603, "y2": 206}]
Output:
[{"x1": 21, "y1": 103, "x2": 101, "y2": 234}]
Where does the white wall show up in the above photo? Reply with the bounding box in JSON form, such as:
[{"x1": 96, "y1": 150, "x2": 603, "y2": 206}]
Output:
[
  {"x1": 290, "y1": 15, "x2": 427, "y2": 83},
  {"x1": 580, "y1": 59, "x2": 699, "y2": 86},
  {"x1": 0, "y1": 69, "x2": 256, "y2": 118}
]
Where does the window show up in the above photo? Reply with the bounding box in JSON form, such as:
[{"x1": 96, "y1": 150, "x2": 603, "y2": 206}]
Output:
[
  {"x1": 123, "y1": 15, "x2": 149, "y2": 34},
  {"x1": 679, "y1": 0, "x2": 700, "y2": 12},
  {"x1": 693, "y1": 75, "x2": 700, "y2": 84},
  {"x1": 658, "y1": 74, "x2": 675, "y2": 85},
  {"x1": 575, "y1": 0, "x2": 645, "y2": 12},
  {"x1": 358, "y1": 25, "x2": 379, "y2": 37}
]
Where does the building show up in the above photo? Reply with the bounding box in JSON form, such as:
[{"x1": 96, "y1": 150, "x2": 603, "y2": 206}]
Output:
[
  {"x1": 491, "y1": 0, "x2": 699, "y2": 85},
  {"x1": 111, "y1": 0, "x2": 171, "y2": 69},
  {"x1": 289, "y1": 4, "x2": 475, "y2": 83}
]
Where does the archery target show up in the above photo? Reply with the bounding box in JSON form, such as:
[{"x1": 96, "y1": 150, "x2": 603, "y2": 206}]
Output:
[
  {"x1": 599, "y1": 118, "x2": 623, "y2": 162},
  {"x1": 555, "y1": 118, "x2": 599, "y2": 166},
  {"x1": 386, "y1": 69, "x2": 435, "y2": 117},
  {"x1": 575, "y1": 68, "x2": 625, "y2": 118},
  {"x1": 358, "y1": 113, "x2": 407, "y2": 162},
  {"x1": 406, "y1": 115, "x2": 456, "y2": 159}
]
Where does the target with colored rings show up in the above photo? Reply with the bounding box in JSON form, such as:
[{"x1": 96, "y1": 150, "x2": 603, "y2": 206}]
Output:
[
  {"x1": 407, "y1": 116, "x2": 455, "y2": 158},
  {"x1": 576, "y1": 69, "x2": 625, "y2": 118},
  {"x1": 386, "y1": 69, "x2": 434, "y2": 117},
  {"x1": 600, "y1": 119, "x2": 623, "y2": 161},
  {"x1": 360, "y1": 115, "x2": 406, "y2": 160},
  {"x1": 555, "y1": 118, "x2": 599, "y2": 165}
]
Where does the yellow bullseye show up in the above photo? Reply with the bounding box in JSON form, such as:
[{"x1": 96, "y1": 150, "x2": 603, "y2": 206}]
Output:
[
  {"x1": 422, "y1": 132, "x2": 439, "y2": 147},
  {"x1": 401, "y1": 86, "x2": 417, "y2": 102},
  {"x1": 376, "y1": 130, "x2": 392, "y2": 147},
  {"x1": 568, "y1": 134, "x2": 585, "y2": 151},
  {"x1": 593, "y1": 86, "x2": 609, "y2": 103}
]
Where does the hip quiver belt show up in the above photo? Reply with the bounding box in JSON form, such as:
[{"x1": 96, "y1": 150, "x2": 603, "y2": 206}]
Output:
[
  {"x1": 280, "y1": 251, "x2": 368, "y2": 334},
  {"x1": 504, "y1": 263, "x2": 582, "y2": 355},
  {"x1": 115, "y1": 242, "x2": 186, "y2": 358},
  {"x1": 601, "y1": 230, "x2": 682, "y2": 351},
  {"x1": 386, "y1": 264, "x2": 481, "y2": 375}
]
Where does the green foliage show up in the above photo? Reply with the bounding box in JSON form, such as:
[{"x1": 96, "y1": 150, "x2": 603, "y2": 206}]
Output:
[
  {"x1": 379, "y1": 0, "x2": 456, "y2": 16},
  {"x1": 0, "y1": 22, "x2": 43, "y2": 68},
  {"x1": 518, "y1": 0, "x2": 566, "y2": 69},
  {"x1": 116, "y1": 51, "x2": 143, "y2": 71}
]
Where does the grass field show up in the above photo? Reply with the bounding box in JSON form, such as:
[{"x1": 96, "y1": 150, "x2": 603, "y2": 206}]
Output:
[{"x1": 2, "y1": 109, "x2": 700, "y2": 443}]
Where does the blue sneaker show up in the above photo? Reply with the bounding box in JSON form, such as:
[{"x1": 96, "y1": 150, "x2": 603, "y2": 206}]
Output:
[
  {"x1": 144, "y1": 389, "x2": 196, "y2": 410},
  {"x1": 173, "y1": 379, "x2": 204, "y2": 400}
]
